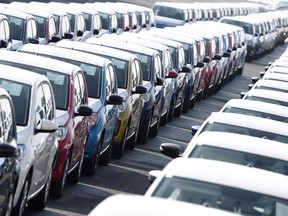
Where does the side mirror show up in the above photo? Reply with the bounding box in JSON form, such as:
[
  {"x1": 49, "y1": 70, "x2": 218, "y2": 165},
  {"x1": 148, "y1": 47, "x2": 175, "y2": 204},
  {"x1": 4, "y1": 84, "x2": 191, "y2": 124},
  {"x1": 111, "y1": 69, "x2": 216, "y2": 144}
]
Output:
[
  {"x1": 232, "y1": 46, "x2": 237, "y2": 51},
  {"x1": 132, "y1": 85, "x2": 147, "y2": 94},
  {"x1": 242, "y1": 42, "x2": 245, "y2": 46},
  {"x1": 264, "y1": 66, "x2": 269, "y2": 71},
  {"x1": 191, "y1": 125, "x2": 200, "y2": 135},
  {"x1": 125, "y1": 26, "x2": 130, "y2": 32},
  {"x1": 63, "y1": 32, "x2": 73, "y2": 39},
  {"x1": 166, "y1": 70, "x2": 178, "y2": 78},
  {"x1": 35, "y1": 119, "x2": 58, "y2": 133},
  {"x1": 195, "y1": 62, "x2": 205, "y2": 68},
  {"x1": 213, "y1": 54, "x2": 222, "y2": 60},
  {"x1": 240, "y1": 91, "x2": 247, "y2": 99},
  {"x1": 179, "y1": 66, "x2": 191, "y2": 73},
  {"x1": 223, "y1": 52, "x2": 231, "y2": 58},
  {"x1": 142, "y1": 24, "x2": 147, "y2": 28},
  {"x1": 156, "y1": 77, "x2": 165, "y2": 86},
  {"x1": 133, "y1": 25, "x2": 137, "y2": 30},
  {"x1": 251, "y1": 76, "x2": 260, "y2": 84},
  {"x1": 254, "y1": 33, "x2": 259, "y2": 37},
  {"x1": 93, "y1": 29, "x2": 100, "y2": 35},
  {"x1": 112, "y1": 28, "x2": 117, "y2": 33},
  {"x1": 106, "y1": 94, "x2": 123, "y2": 105},
  {"x1": 160, "y1": 143, "x2": 181, "y2": 158},
  {"x1": 28, "y1": 38, "x2": 39, "y2": 44},
  {"x1": 227, "y1": 48, "x2": 232, "y2": 53},
  {"x1": 203, "y1": 57, "x2": 210, "y2": 63},
  {"x1": 75, "y1": 105, "x2": 93, "y2": 117},
  {"x1": 248, "y1": 83, "x2": 254, "y2": 90},
  {"x1": 50, "y1": 35, "x2": 61, "y2": 43},
  {"x1": 148, "y1": 170, "x2": 161, "y2": 183},
  {"x1": 0, "y1": 39, "x2": 8, "y2": 48},
  {"x1": 77, "y1": 30, "x2": 84, "y2": 37},
  {"x1": 238, "y1": 44, "x2": 242, "y2": 48},
  {"x1": 259, "y1": 71, "x2": 265, "y2": 78},
  {"x1": 0, "y1": 143, "x2": 18, "y2": 158}
]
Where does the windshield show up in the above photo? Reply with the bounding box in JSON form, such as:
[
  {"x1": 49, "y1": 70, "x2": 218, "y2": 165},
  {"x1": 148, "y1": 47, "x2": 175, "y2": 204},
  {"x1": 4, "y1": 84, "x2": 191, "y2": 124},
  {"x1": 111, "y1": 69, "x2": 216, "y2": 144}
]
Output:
[
  {"x1": 6, "y1": 16, "x2": 24, "y2": 40},
  {"x1": 0, "y1": 79, "x2": 30, "y2": 126},
  {"x1": 99, "y1": 13, "x2": 110, "y2": 30},
  {"x1": 190, "y1": 146, "x2": 288, "y2": 175},
  {"x1": 34, "y1": 15, "x2": 46, "y2": 38},
  {"x1": 135, "y1": 53, "x2": 152, "y2": 81},
  {"x1": 0, "y1": 60, "x2": 69, "y2": 110},
  {"x1": 83, "y1": 13, "x2": 91, "y2": 31},
  {"x1": 245, "y1": 96, "x2": 288, "y2": 107},
  {"x1": 152, "y1": 177, "x2": 288, "y2": 215}
]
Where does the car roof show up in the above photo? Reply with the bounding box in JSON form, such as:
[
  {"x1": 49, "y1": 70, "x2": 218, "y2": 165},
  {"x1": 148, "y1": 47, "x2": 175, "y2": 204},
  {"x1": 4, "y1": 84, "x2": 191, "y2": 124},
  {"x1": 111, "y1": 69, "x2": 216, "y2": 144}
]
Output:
[
  {"x1": 0, "y1": 7, "x2": 35, "y2": 19},
  {"x1": 254, "y1": 79, "x2": 288, "y2": 91},
  {"x1": 19, "y1": 44, "x2": 110, "y2": 68},
  {"x1": 88, "y1": 194, "x2": 239, "y2": 216},
  {"x1": 269, "y1": 65, "x2": 288, "y2": 73},
  {"x1": 55, "y1": 40, "x2": 137, "y2": 61},
  {"x1": 28, "y1": 2, "x2": 69, "y2": 16},
  {"x1": 204, "y1": 112, "x2": 288, "y2": 136},
  {"x1": 0, "y1": 64, "x2": 48, "y2": 86},
  {"x1": 86, "y1": 37, "x2": 158, "y2": 56},
  {"x1": 221, "y1": 98, "x2": 288, "y2": 117},
  {"x1": 263, "y1": 72, "x2": 288, "y2": 82},
  {"x1": 0, "y1": 50, "x2": 80, "y2": 76},
  {"x1": 48, "y1": 2, "x2": 83, "y2": 15},
  {"x1": 160, "y1": 158, "x2": 288, "y2": 199},
  {"x1": 244, "y1": 88, "x2": 288, "y2": 103},
  {"x1": 7, "y1": 3, "x2": 54, "y2": 18},
  {"x1": 184, "y1": 131, "x2": 288, "y2": 161}
]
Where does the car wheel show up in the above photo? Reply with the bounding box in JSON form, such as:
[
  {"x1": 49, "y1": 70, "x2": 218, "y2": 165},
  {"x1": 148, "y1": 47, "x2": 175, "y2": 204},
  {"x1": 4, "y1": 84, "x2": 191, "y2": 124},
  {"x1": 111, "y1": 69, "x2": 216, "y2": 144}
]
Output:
[
  {"x1": 137, "y1": 115, "x2": 151, "y2": 144},
  {"x1": 237, "y1": 66, "x2": 244, "y2": 75},
  {"x1": 174, "y1": 98, "x2": 183, "y2": 117},
  {"x1": 12, "y1": 176, "x2": 30, "y2": 216},
  {"x1": 167, "y1": 95, "x2": 176, "y2": 122},
  {"x1": 149, "y1": 112, "x2": 161, "y2": 137},
  {"x1": 182, "y1": 97, "x2": 190, "y2": 113},
  {"x1": 82, "y1": 141, "x2": 101, "y2": 176},
  {"x1": 126, "y1": 121, "x2": 139, "y2": 150},
  {"x1": 28, "y1": 169, "x2": 52, "y2": 210},
  {"x1": 68, "y1": 150, "x2": 84, "y2": 184},
  {"x1": 4, "y1": 189, "x2": 13, "y2": 216},
  {"x1": 112, "y1": 125, "x2": 128, "y2": 159},
  {"x1": 50, "y1": 156, "x2": 69, "y2": 199},
  {"x1": 100, "y1": 138, "x2": 112, "y2": 166}
]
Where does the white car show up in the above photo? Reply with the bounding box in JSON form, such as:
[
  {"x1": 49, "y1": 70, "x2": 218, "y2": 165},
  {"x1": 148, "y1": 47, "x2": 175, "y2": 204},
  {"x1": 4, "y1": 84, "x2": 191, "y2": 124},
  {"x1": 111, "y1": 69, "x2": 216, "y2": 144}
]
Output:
[
  {"x1": 146, "y1": 158, "x2": 288, "y2": 215},
  {"x1": 252, "y1": 71, "x2": 288, "y2": 84},
  {"x1": 248, "y1": 79, "x2": 288, "y2": 93},
  {"x1": 0, "y1": 64, "x2": 58, "y2": 216},
  {"x1": 191, "y1": 112, "x2": 288, "y2": 144},
  {"x1": 88, "y1": 194, "x2": 239, "y2": 216},
  {"x1": 220, "y1": 98, "x2": 288, "y2": 123},
  {"x1": 160, "y1": 131, "x2": 288, "y2": 176}
]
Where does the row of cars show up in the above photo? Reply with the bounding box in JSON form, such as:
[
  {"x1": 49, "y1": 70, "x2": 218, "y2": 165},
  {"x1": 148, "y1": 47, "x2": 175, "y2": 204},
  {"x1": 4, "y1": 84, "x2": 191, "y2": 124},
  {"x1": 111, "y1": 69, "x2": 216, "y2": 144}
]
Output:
[
  {"x1": 0, "y1": 1, "x2": 285, "y2": 216},
  {"x1": 87, "y1": 26, "x2": 288, "y2": 216}
]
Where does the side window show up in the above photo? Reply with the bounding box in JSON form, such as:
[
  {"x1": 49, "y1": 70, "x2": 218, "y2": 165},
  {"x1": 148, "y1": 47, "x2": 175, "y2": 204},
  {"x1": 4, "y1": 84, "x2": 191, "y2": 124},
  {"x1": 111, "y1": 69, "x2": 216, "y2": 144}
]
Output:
[
  {"x1": 108, "y1": 64, "x2": 116, "y2": 94},
  {"x1": 76, "y1": 72, "x2": 86, "y2": 105},
  {"x1": 1, "y1": 97, "x2": 15, "y2": 142},
  {"x1": 105, "y1": 66, "x2": 112, "y2": 98},
  {"x1": 42, "y1": 83, "x2": 54, "y2": 120},
  {"x1": 35, "y1": 84, "x2": 46, "y2": 126},
  {"x1": 74, "y1": 73, "x2": 82, "y2": 111}
]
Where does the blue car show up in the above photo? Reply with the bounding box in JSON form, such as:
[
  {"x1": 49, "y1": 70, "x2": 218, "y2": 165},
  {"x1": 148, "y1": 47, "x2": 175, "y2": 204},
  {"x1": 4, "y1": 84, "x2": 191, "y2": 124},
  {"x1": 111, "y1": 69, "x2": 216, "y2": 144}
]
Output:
[
  {"x1": 18, "y1": 44, "x2": 123, "y2": 176},
  {"x1": 85, "y1": 37, "x2": 166, "y2": 144}
]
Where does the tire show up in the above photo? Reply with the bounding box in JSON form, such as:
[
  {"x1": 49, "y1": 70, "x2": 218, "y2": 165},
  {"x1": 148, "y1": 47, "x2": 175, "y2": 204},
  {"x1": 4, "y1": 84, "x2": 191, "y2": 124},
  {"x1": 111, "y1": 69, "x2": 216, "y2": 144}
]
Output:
[
  {"x1": 237, "y1": 67, "x2": 244, "y2": 75},
  {"x1": 126, "y1": 121, "x2": 139, "y2": 150},
  {"x1": 68, "y1": 150, "x2": 84, "y2": 184},
  {"x1": 82, "y1": 142, "x2": 101, "y2": 176},
  {"x1": 28, "y1": 170, "x2": 52, "y2": 210},
  {"x1": 4, "y1": 189, "x2": 13, "y2": 216},
  {"x1": 168, "y1": 95, "x2": 176, "y2": 122},
  {"x1": 160, "y1": 105, "x2": 169, "y2": 126},
  {"x1": 182, "y1": 98, "x2": 190, "y2": 113},
  {"x1": 100, "y1": 139, "x2": 112, "y2": 166},
  {"x1": 174, "y1": 98, "x2": 183, "y2": 118},
  {"x1": 137, "y1": 115, "x2": 151, "y2": 144},
  {"x1": 149, "y1": 113, "x2": 161, "y2": 137},
  {"x1": 12, "y1": 176, "x2": 30, "y2": 216},
  {"x1": 50, "y1": 156, "x2": 69, "y2": 199},
  {"x1": 112, "y1": 125, "x2": 128, "y2": 159},
  {"x1": 189, "y1": 96, "x2": 196, "y2": 109}
]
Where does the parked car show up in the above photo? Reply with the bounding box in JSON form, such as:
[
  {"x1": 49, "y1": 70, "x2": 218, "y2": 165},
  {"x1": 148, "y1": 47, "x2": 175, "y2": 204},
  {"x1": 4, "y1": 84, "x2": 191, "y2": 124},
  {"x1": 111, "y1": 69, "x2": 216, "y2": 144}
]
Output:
[
  {"x1": 88, "y1": 194, "x2": 239, "y2": 216},
  {"x1": 248, "y1": 79, "x2": 288, "y2": 93},
  {"x1": 146, "y1": 158, "x2": 288, "y2": 215},
  {"x1": 7, "y1": 2, "x2": 61, "y2": 44},
  {"x1": 0, "y1": 64, "x2": 58, "y2": 215},
  {"x1": 160, "y1": 131, "x2": 288, "y2": 176},
  {"x1": 0, "y1": 7, "x2": 39, "y2": 50},
  {"x1": 55, "y1": 40, "x2": 146, "y2": 159},
  {"x1": 0, "y1": 14, "x2": 12, "y2": 50},
  {"x1": 0, "y1": 50, "x2": 93, "y2": 198},
  {"x1": 18, "y1": 43, "x2": 123, "y2": 176},
  {"x1": 0, "y1": 87, "x2": 19, "y2": 216},
  {"x1": 85, "y1": 37, "x2": 165, "y2": 143},
  {"x1": 190, "y1": 112, "x2": 288, "y2": 144}
]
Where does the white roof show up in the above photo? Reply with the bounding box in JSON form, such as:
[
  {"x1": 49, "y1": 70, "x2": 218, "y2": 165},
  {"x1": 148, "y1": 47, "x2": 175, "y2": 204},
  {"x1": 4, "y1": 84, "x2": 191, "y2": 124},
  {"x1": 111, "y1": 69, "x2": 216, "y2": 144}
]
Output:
[
  {"x1": 154, "y1": 158, "x2": 288, "y2": 199},
  {"x1": 263, "y1": 72, "x2": 288, "y2": 82},
  {"x1": 0, "y1": 50, "x2": 80, "y2": 76},
  {"x1": 183, "y1": 131, "x2": 288, "y2": 161},
  {"x1": 88, "y1": 194, "x2": 239, "y2": 216},
  {"x1": 253, "y1": 79, "x2": 288, "y2": 92},
  {"x1": 243, "y1": 89, "x2": 288, "y2": 104}
]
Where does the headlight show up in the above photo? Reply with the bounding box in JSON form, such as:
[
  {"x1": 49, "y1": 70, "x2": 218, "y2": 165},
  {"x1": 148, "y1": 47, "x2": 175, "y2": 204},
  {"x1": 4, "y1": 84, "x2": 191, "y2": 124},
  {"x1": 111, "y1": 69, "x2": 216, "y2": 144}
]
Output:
[
  {"x1": 17, "y1": 144, "x2": 25, "y2": 161},
  {"x1": 118, "y1": 101, "x2": 127, "y2": 112},
  {"x1": 56, "y1": 126, "x2": 68, "y2": 141},
  {"x1": 88, "y1": 112, "x2": 99, "y2": 128},
  {"x1": 143, "y1": 92, "x2": 151, "y2": 102}
]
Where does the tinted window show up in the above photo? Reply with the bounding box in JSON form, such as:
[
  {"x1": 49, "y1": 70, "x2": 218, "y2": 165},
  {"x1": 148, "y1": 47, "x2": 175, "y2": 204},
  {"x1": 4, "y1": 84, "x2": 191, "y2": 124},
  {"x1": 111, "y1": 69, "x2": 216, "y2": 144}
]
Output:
[
  {"x1": 135, "y1": 53, "x2": 152, "y2": 81},
  {"x1": 106, "y1": 57, "x2": 128, "y2": 89},
  {"x1": 0, "y1": 79, "x2": 30, "y2": 126},
  {"x1": 34, "y1": 15, "x2": 46, "y2": 38},
  {"x1": 68, "y1": 14, "x2": 75, "y2": 32},
  {"x1": 83, "y1": 13, "x2": 91, "y2": 31},
  {"x1": 7, "y1": 16, "x2": 24, "y2": 40},
  {"x1": 99, "y1": 13, "x2": 109, "y2": 30}
]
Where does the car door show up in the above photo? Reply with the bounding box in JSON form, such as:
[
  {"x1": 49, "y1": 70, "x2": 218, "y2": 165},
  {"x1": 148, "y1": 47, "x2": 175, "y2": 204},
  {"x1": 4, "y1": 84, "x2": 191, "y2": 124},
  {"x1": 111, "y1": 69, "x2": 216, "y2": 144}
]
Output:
[
  {"x1": 71, "y1": 71, "x2": 89, "y2": 167},
  {"x1": 31, "y1": 82, "x2": 57, "y2": 195},
  {"x1": 129, "y1": 58, "x2": 143, "y2": 136}
]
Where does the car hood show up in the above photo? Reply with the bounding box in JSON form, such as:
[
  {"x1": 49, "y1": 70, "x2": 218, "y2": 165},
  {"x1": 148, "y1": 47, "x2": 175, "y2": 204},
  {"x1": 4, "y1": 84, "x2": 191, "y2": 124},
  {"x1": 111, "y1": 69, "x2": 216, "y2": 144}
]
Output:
[
  {"x1": 118, "y1": 88, "x2": 128, "y2": 101},
  {"x1": 88, "y1": 98, "x2": 102, "y2": 113},
  {"x1": 55, "y1": 110, "x2": 69, "y2": 126},
  {"x1": 142, "y1": 81, "x2": 152, "y2": 92},
  {"x1": 245, "y1": 34, "x2": 254, "y2": 41}
]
